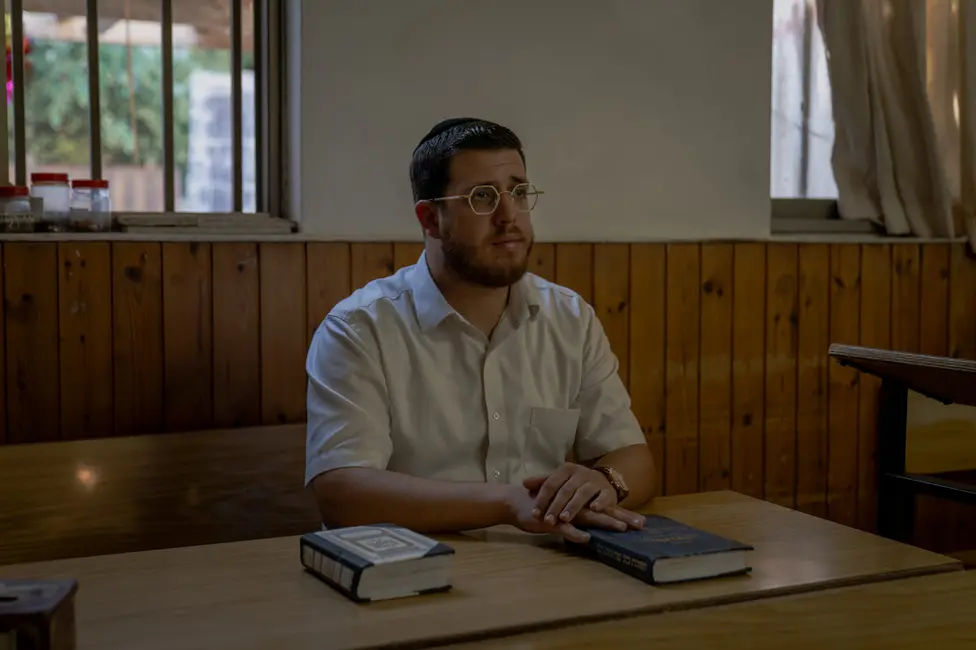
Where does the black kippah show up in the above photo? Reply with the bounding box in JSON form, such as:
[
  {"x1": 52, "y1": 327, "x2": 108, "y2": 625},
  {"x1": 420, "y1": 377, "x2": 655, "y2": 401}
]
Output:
[{"x1": 414, "y1": 117, "x2": 482, "y2": 152}]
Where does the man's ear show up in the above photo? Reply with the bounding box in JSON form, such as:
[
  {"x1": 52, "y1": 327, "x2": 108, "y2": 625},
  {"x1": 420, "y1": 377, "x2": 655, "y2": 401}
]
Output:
[{"x1": 414, "y1": 201, "x2": 442, "y2": 240}]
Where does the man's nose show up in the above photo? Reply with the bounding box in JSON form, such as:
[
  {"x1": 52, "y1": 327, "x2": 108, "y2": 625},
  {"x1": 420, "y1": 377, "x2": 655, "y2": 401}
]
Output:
[{"x1": 492, "y1": 193, "x2": 517, "y2": 224}]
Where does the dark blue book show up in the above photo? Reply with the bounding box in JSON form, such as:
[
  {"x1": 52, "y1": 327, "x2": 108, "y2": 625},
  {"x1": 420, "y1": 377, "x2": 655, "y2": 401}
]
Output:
[
  {"x1": 577, "y1": 514, "x2": 754, "y2": 584},
  {"x1": 300, "y1": 524, "x2": 454, "y2": 603}
]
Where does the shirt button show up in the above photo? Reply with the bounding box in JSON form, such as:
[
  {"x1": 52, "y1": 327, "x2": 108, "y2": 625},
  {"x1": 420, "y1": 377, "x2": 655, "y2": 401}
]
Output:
[
  {"x1": 492, "y1": 412, "x2": 500, "y2": 420},
  {"x1": 492, "y1": 469, "x2": 502, "y2": 479}
]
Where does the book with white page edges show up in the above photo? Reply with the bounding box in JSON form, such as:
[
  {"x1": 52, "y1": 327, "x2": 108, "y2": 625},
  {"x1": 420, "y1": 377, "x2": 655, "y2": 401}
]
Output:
[{"x1": 300, "y1": 525, "x2": 455, "y2": 602}]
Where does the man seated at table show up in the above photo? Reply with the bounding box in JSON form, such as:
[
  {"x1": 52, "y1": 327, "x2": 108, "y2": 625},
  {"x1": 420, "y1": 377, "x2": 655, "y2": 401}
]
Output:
[{"x1": 305, "y1": 117, "x2": 655, "y2": 543}]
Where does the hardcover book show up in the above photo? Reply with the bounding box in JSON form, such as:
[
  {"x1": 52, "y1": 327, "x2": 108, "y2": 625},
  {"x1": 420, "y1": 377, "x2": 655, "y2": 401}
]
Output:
[
  {"x1": 577, "y1": 514, "x2": 753, "y2": 584},
  {"x1": 300, "y1": 524, "x2": 455, "y2": 603}
]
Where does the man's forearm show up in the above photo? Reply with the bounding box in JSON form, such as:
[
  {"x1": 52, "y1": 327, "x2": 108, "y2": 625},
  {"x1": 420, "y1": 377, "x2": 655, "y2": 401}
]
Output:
[
  {"x1": 310, "y1": 467, "x2": 514, "y2": 533},
  {"x1": 593, "y1": 443, "x2": 656, "y2": 509}
]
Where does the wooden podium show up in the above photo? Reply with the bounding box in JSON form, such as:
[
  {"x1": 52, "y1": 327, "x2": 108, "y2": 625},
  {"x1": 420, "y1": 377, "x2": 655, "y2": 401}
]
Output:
[{"x1": 829, "y1": 344, "x2": 976, "y2": 544}]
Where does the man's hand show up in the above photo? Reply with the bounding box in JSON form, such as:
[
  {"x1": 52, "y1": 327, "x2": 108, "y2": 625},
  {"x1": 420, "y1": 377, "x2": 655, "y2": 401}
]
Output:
[
  {"x1": 502, "y1": 484, "x2": 640, "y2": 544},
  {"x1": 522, "y1": 462, "x2": 645, "y2": 530}
]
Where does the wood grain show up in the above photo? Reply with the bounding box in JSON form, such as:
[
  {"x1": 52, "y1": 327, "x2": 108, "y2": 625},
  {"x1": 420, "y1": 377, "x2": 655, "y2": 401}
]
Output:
[
  {"x1": 628, "y1": 244, "x2": 666, "y2": 495},
  {"x1": 731, "y1": 243, "x2": 766, "y2": 500},
  {"x1": 458, "y1": 571, "x2": 976, "y2": 650},
  {"x1": 698, "y1": 244, "x2": 732, "y2": 492},
  {"x1": 393, "y1": 242, "x2": 424, "y2": 270},
  {"x1": 0, "y1": 424, "x2": 319, "y2": 566},
  {"x1": 593, "y1": 244, "x2": 631, "y2": 388},
  {"x1": 212, "y1": 243, "x2": 261, "y2": 428},
  {"x1": 527, "y1": 243, "x2": 555, "y2": 281},
  {"x1": 891, "y1": 244, "x2": 921, "y2": 353},
  {"x1": 161, "y1": 243, "x2": 213, "y2": 432},
  {"x1": 796, "y1": 244, "x2": 829, "y2": 517},
  {"x1": 259, "y1": 243, "x2": 307, "y2": 425},
  {"x1": 554, "y1": 244, "x2": 593, "y2": 303},
  {"x1": 350, "y1": 243, "x2": 394, "y2": 289},
  {"x1": 112, "y1": 243, "x2": 164, "y2": 435},
  {"x1": 827, "y1": 244, "x2": 861, "y2": 526},
  {"x1": 0, "y1": 246, "x2": 4, "y2": 444},
  {"x1": 3, "y1": 243, "x2": 60, "y2": 443},
  {"x1": 664, "y1": 243, "x2": 700, "y2": 495},
  {"x1": 306, "y1": 242, "x2": 351, "y2": 344},
  {"x1": 857, "y1": 244, "x2": 890, "y2": 531},
  {"x1": 58, "y1": 243, "x2": 113, "y2": 440},
  {"x1": 0, "y1": 491, "x2": 960, "y2": 650},
  {"x1": 764, "y1": 244, "x2": 798, "y2": 509}
]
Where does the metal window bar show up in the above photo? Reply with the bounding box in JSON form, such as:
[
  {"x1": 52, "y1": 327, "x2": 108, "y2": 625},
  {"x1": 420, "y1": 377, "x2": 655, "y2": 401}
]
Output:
[
  {"x1": 231, "y1": 0, "x2": 243, "y2": 212},
  {"x1": 253, "y1": 0, "x2": 264, "y2": 211},
  {"x1": 11, "y1": 0, "x2": 27, "y2": 186},
  {"x1": 87, "y1": 0, "x2": 103, "y2": 179},
  {"x1": 0, "y1": 1, "x2": 8, "y2": 186},
  {"x1": 162, "y1": 0, "x2": 175, "y2": 211}
]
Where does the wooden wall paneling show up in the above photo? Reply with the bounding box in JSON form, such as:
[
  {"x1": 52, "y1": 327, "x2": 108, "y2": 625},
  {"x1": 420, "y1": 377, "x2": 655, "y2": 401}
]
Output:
[
  {"x1": 112, "y1": 243, "x2": 164, "y2": 435},
  {"x1": 393, "y1": 242, "x2": 424, "y2": 270},
  {"x1": 555, "y1": 244, "x2": 594, "y2": 303},
  {"x1": 0, "y1": 246, "x2": 4, "y2": 443},
  {"x1": 3, "y1": 244, "x2": 60, "y2": 443},
  {"x1": 306, "y1": 243, "x2": 352, "y2": 345},
  {"x1": 827, "y1": 244, "x2": 862, "y2": 526},
  {"x1": 796, "y1": 244, "x2": 830, "y2": 517},
  {"x1": 161, "y1": 243, "x2": 213, "y2": 432},
  {"x1": 593, "y1": 244, "x2": 631, "y2": 388},
  {"x1": 891, "y1": 244, "x2": 921, "y2": 353},
  {"x1": 945, "y1": 244, "x2": 976, "y2": 552},
  {"x1": 212, "y1": 243, "x2": 261, "y2": 428},
  {"x1": 628, "y1": 244, "x2": 666, "y2": 496},
  {"x1": 528, "y1": 243, "x2": 555, "y2": 281},
  {"x1": 58, "y1": 243, "x2": 113, "y2": 440},
  {"x1": 260, "y1": 243, "x2": 308, "y2": 425},
  {"x1": 351, "y1": 243, "x2": 394, "y2": 290},
  {"x1": 664, "y1": 243, "x2": 700, "y2": 495},
  {"x1": 857, "y1": 244, "x2": 891, "y2": 531},
  {"x1": 698, "y1": 244, "x2": 733, "y2": 492},
  {"x1": 915, "y1": 243, "x2": 951, "y2": 551},
  {"x1": 731, "y1": 243, "x2": 766, "y2": 500},
  {"x1": 764, "y1": 244, "x2": 799, "y2": 509},
  {"x1": 948, "y1": 244, "x2": 976, "y2": 361}
]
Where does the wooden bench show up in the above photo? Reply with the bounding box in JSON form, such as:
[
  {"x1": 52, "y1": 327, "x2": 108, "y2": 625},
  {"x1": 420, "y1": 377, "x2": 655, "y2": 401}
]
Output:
[
  {"x1": 830, "y1": 345, "x2": 976, "y2": 563},
  {"x1": 0, "y1": 424, "x2": 320, "y2": 566}
]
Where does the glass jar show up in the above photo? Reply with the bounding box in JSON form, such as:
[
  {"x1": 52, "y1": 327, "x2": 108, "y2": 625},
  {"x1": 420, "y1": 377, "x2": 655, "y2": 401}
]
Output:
[
  {"x1": 0, "y1": 186, "x2": 36, "y2": 233},
  {"x1": 30, "y1": 172, "x2": 71, "y2": 232},
  {"x1": 69, "y1": 179, "x2": 112, "y2": 232}
]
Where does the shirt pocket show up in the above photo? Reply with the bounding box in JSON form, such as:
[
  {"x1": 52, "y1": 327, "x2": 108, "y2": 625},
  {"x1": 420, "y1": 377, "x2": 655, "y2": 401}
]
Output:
[{"x1": 524, "y1": 407, "x2": 581, "y2": 475}]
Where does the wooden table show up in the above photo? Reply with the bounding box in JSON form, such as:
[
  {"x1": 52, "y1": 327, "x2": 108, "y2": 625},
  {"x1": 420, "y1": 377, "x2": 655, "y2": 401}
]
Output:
[
  {"x1": 0, "y1": 491, "x2": 962, "y2": 650},
  {"x1": 452, "y1": 569, "x2": 976, "y2": 649}
]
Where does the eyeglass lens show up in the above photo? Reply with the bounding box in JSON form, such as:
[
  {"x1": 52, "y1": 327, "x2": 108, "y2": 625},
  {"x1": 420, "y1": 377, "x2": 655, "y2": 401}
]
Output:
[{"x1": 469, "y1": 184, "x2": 539, "y2": 215}]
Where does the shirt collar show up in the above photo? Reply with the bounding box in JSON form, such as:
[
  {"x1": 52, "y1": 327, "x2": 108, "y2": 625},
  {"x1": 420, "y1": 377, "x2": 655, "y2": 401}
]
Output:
[{"x1": 410, "y1": 251, "x2": 542, "y2": 332}]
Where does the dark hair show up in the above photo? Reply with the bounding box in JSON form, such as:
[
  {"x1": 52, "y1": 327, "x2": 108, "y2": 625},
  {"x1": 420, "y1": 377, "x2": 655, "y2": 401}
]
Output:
[{"x1": 409, "y1": 117, "x2": 525, "y2": 202}]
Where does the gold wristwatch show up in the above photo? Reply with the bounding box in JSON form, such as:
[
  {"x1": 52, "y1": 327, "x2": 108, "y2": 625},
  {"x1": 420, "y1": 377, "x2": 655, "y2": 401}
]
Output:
[{"x1": 594, "y1": 465, "x2": 629, "y2": 503}]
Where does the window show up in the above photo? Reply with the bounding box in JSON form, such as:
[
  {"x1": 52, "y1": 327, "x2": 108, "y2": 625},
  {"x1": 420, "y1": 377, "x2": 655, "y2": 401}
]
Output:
[
  {"x1": 771, "y1": 0, "x2": 838, "y2": 201},
  {"x1": 2, "y1": 0, "x2": 285, "y2": 216}
]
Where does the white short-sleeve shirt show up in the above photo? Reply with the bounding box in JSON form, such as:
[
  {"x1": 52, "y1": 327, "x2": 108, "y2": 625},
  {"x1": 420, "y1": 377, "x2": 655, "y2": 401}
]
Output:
[{"x1": 304, "y1": 252, "x2": 646, "y2": 487}]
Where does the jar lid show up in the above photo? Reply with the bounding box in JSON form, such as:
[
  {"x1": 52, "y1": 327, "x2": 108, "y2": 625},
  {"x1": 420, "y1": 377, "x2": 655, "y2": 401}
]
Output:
[
  {"x1": 0, "y1": 185, "x2": 29, "y2": 196},
  {"x1": 71, "y1": 179, "x2": 110, "y2": 189},
  {"x1": 31, "y1": 172, "x2": 69, "y2": 183}
]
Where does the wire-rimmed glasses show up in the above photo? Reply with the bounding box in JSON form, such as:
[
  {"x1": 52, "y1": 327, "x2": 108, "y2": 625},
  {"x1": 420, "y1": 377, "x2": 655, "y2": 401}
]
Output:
[{"x1": 428, "y1": 183, "x2": 543, "y2": 216}]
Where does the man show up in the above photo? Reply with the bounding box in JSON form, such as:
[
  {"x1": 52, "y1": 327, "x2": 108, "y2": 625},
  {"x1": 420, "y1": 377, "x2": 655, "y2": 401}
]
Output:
[{"x1": 305, "y1": 117, "x2": 655, "y2": 543}]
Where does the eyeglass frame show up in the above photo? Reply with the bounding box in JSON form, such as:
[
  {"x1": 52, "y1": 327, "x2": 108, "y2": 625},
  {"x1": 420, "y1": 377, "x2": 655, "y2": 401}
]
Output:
[{"x1": 424, "y1": 182, "x2": 544, "y2": 216}]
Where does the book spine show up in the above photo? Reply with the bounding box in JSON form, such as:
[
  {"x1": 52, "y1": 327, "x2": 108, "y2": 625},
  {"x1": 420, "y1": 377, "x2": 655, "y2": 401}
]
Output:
[
  {"x1": 300, "y1": 538, "x2": 367, "y2": 601},
  {"x1": 586, "y1": 537, "x2": 656, "y2": 584}
]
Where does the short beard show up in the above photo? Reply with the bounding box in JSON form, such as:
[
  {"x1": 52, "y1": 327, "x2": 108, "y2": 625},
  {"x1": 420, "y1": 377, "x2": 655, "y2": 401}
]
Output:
[{"x1": 441, "y1": 230, "x2": 532, "y2": 288}]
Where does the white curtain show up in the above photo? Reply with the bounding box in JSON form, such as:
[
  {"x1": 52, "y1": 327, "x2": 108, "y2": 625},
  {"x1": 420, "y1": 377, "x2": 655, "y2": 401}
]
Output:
[{"x1": 818, "y1": 0, "x2": 976, "y2": 250}]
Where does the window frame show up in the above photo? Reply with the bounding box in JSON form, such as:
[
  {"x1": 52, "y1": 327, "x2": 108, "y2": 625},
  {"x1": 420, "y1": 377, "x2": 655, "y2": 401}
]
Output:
[{"x1": 0, "y1": 0, "x2": 291, "y2": 224}]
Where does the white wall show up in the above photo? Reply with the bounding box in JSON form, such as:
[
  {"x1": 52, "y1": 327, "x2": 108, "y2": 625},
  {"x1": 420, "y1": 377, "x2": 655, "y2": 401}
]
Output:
[{"x1": 292, "y1": 0, "x2": 773, "y2": 241}]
